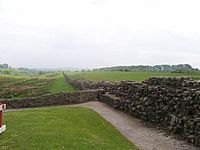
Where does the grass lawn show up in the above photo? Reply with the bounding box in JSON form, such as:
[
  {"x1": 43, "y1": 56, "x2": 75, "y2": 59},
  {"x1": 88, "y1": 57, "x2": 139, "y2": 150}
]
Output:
[
  {"x1": 0, "y1": 107, "x2": 137, "y2": 150},
  {"x1": 69, "y1": 71, "x2": 200, "y2": 82},
  {"x1": 0, "y1": 73, "x2": 76, "y2": 99}
]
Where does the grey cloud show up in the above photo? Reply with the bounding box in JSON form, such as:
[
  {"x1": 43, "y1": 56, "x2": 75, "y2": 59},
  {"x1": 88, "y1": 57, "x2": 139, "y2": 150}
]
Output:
[{"x1": 0, "y1": 0, "x2": 200, "y2": 69}]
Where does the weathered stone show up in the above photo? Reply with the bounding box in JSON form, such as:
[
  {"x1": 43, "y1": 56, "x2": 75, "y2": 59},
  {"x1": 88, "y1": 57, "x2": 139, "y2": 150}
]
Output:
[
  {"x1": 2, "y1": 90, "x2": 101, "y2": 109},
  {"x1": 64, "y1": 74, "x2": 200, "y2": 147}
]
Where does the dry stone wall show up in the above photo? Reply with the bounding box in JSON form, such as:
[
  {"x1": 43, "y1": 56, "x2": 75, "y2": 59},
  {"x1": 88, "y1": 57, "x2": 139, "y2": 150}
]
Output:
[
  {"x1": 64, "y1": 74, "x2": 200, "y2": 147},
  {"x1": 2, "y1": 90, "x2": 101, "y2": 109},
  {"x1": 64, "y1": 74, "x2": 106, "y2": 90},
  {"x1": 106, "y1": 78, "x2": 200, "y2": 147},
  {"x1": 2, "y1": 74, "x2": 200, "y2": 147}
]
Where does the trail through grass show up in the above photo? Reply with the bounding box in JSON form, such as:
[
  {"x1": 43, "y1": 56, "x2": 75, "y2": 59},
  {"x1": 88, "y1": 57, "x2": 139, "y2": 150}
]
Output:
[
  {"x1": 49, "y1": 75, "x2": 76, "y2": 93},
  {"x1": 0, "y1": 107, "x2": 137, "y2": 150}
]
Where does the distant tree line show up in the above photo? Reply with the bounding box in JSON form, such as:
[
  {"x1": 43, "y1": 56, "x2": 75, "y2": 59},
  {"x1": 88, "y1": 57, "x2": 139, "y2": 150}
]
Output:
[
  {"x1": 0, "y1": 63, "x2": 41, "y2": 75},
  {"x1": 94, "y1": 64, "x2": 200, "y2": 73},
  {"x1": 0, "y1": 63, "x2": 10, "y2": 69}
]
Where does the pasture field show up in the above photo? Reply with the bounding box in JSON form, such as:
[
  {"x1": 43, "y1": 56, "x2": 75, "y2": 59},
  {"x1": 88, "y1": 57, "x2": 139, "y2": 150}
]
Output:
[
  {"x1": 69, "y1": 71, "x2": 200, "y2": 82},
  {"x1": 0, "y1": 107, "x2": 137, "y2": 150},
  {"x1": 0, "y1": 73, "x2": 75, "y2": 99}
]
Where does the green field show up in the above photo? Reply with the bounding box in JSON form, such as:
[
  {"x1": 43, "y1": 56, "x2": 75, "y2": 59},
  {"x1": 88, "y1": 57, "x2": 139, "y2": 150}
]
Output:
[
  {"x1": 0, "y1": 73, "x2": 75, "y2": 99},
  {"x1": 0, "y1": 107, "x2": 137, "y2": 150},
  {"x1": 1, "y1": 71, "x2": 200, "y2": 99},
  {"x1": 49, "y1": 74, "x2": 76, "y2": 93},
  {"x1": 69, "y1": 71, "x2": 200, "y2": 82}
]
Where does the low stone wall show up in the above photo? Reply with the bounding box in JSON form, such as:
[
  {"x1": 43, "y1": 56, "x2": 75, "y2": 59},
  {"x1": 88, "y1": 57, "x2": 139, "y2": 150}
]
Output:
[
  {"x1": 2, "y1": 90, "x2": 102, "y2": 109},
  {"x1": 3, "y1": 74, "x2": 200, "y2": 147},
  {"x1": 63, "y1": 73, "x2": 116, "y2": 90},
  {"x1": 100, "y1": 78, "x2": 200, "y2": 147},
  {"x1": 64, "y1": 74, "x2": 200, "y2": 146},
  {"x1": 64, "y1": 74, "x2": 94, "y2": 90}
]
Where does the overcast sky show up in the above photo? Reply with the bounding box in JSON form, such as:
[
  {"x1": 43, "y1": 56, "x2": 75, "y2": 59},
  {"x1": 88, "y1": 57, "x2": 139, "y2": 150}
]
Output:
[{"x1": 0, "y1": 0, "x2": 200, "y2": 69}]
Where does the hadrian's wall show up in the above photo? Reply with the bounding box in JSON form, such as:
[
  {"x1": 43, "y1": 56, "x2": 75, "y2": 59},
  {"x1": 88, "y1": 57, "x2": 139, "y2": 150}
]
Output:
[
  {"x1": 2, "y1": 90, "x2": 102, "y2": 109},
  {"x1": 64, "y1": 74, "x2": 200, "y2": 147},
  {"x1": 2, "y1": 74, "x2": 200, "y2": 147}
]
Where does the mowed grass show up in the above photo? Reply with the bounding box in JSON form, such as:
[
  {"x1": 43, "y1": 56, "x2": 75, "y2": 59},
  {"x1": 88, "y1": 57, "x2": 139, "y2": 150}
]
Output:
[
  {"x1": 0, "y1": 74, "x2": 76, "y2": 99},
  {"x1": 69, "y1": 71, "x2": 200, "y2": 82},
  {"x1": 0, "y1": 107, "x2": 137, "y2": 150}
]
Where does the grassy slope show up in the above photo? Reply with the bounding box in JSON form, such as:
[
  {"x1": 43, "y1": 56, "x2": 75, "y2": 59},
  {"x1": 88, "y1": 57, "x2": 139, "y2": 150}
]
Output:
[
  {"x1": 0, "y1": 73, "x2": 76, "y2": 99},
  {"x1": 69, "y1": 71, "x2": 200, "y2": 82},
  {"x1": 0, "y1": 107, "x2": 137, "y2": 150}
]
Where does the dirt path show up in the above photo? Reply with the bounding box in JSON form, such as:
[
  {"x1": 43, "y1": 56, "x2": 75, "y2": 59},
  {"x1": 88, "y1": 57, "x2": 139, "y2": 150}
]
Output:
[
  {"x1": 76, "y1": 101, "x2": 198, "y2": 150},
  {"x1": 5, "y1": 101, "x2": 198, "y2": 150}
]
